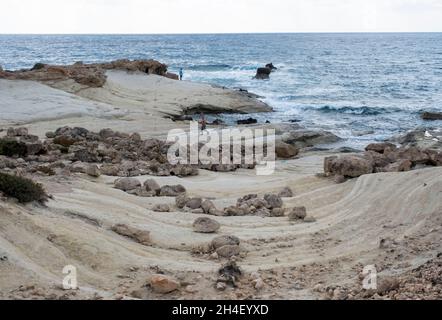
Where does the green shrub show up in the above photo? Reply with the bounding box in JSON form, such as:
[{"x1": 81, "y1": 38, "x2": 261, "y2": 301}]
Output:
[
  {"x1": 0, "y1": 139, "x2": 28, "y2": 157},
  {"x1": 0, "y1": 172, "x2": 48, "y2": 203}
]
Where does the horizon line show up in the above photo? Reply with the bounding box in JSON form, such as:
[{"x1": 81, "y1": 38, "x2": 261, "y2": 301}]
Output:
[{"x1": 2, "y1": 31, "x2": 442, "y2": 36}]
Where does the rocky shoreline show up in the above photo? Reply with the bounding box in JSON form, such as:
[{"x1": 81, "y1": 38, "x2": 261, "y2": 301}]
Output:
[{"x1": 1, "y1": 60, "x2": 442, "y2": 300}]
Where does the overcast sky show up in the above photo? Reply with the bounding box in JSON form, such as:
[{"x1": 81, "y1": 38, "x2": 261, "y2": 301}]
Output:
[{"x1": 1, "y1": 0, "x2": 442, "y2": 33}]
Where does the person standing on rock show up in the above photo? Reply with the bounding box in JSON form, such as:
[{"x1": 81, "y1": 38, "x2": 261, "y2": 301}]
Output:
[
  {"x1": 179, "y1": 68, "x2": 184, "y2": 80},
  {"x1": 199, "y1": 112, "x2": 207, "y2": 133}
]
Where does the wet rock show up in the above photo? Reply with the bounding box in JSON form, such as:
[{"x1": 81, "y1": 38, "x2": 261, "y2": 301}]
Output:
[
  {"x1": 421, "y1": 111, "x2": 442, "y2": 121},
  {"x1": 278, "y1": 187, "x2": 293, "y2": 198},
  {"x1": 149, "y1": 274, "x2": 180, "y2": 294},
  {"x1": 288, "y1": 207, "x2": 307, "y2": 221},
  {"x1": 216, "y1": 245, "x2": 241, "y2": 258},
  {"x1": 153, "y1": 204, "x2": 171, "y2": 212},
  {"x1": 265, "y1": 63, "x2": 277, "y2": 71},
  {"x1": 111, "y1": 224, "x2": 150, "y2": 245},
  {"x1": 86, "y1": 164, "x2": 100, "y2": 177},
  {"x1": 275, "y1": 141, "x2": 298, "y2": 159},
  {"x1": 264, "y1": 193, "x2": 283, "y2": 209},
  {"x1": 211, "y1": 235, "x2": 241, "y2": 250},
  {"x1": 237, "y1": 118, "x2": 258, "y2": 125},
  {"x1": 324, "y1": 155, "x2": 374, "y2": 178},
  {"x1": 218, "y1": 260, "x2": 242, "y2": 286},
  {"x1": 159, "y1": 184, "x2": 186, "y2": 197},
  {"x1": 114, "y1": 177, "x2": 141, "y2": 191},
  {"x1": 193, "y1": 217, "x2": 221, "y2": 233},
  {"x1": 144, "y1": 179, "x2": 160, "y2": 195},
  {"x1": 254, "y1": 67, "x2": 271, "y2": 80}
]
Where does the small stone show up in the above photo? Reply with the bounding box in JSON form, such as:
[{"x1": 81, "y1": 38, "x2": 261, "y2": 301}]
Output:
[
  {"x1": 193, "y1": 217, "x2": 220, "y2": 233},
  {"x1": 144, "y1": 179, "x2": 160, "y2": 195},
  {"x1": 264, "y1": 194, "x2": 283, "y2": 209},
  {"x1": 153, "y1": 204, "x2": 171, "y2": 212},
  {"x1": 252, "y1": 278, "x2": 264, "y2": 290},
  {"x1": 176, "y1": 194, "x2": 189, "y2": 209},
  {"x1": 216, "y1": 282, "x2": 226, "y2": 291},
  {"x1": 304, "y1": 216, "x2": 317, "y2": 223},
  {"x1": 270, "y1": 208, "x2": 285, "y2": 217},
  {"x1": 333, "y1": 175, "x2": 346, "y2": 184},
  {"x1": 149, "y1": 274, "x2": 180, "y2": 294},
  {"x1": 186, "y1": 198, "x2": 203, "y2": 210}
]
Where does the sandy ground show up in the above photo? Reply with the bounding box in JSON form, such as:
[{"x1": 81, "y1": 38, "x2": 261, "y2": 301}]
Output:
[{"x1": 0, "y1": 73, "x2": 441, "y2": 300}]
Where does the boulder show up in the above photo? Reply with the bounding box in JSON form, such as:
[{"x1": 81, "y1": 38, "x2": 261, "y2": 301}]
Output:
[
  {"x1": 149, "y1": 274, "x2": 180, "y2": 294},
  {"x1": 164, "y1": 72, "x2": 179, "y2": 80},
  {"x1": 421, "y1": 111, "x2": 442, "y2": 121},
  {"x1": 6, "y1": 127, "x2": 28, "y2": 137},
  {"x1": 365, "y1": 142, "x2": 396, "y2": 154},
  {"x1": 278, "y1": 187, "x2": 293, "y2": 198},
  {"x1": 73, "y1": 149, "x2": 99, "y2": 163},
  {"x1": 263, "y1": 194, "x2": 283, "y2": 209},
  {"x1": 254, "y1": 67, "x2": 271, "y2": 80},
  {"x1": 391, "y1": 147, "x2": 430, "y2": 165},
  {"x1": 100, "y1": 164, "x2": 120, "y2": 176},
  {"x1": 114, "y1": 177, "x2": 141, "y2": 191},
  {"x1": 211, "y1": 235, "x2": 240, "y2": 250},
  {"x1": 275, "y1": 141, "x2": 299, "y2": 159},
  {"x1": 324, "y1": 155, "x2": 374, "y2": 178},
  {"x1": 193, "y1": 217, "x2": 221, "y2": 233},
  {"x1": 111, "y1": 224, "x2": 150, "y2": 245},
  {"x1": 382, "y1": 160, "x2": 413, "y2": 172},
  {"x1": 159, "y1": 184, "x2": 186, "y2": 197},
  {"x1": 288, "y1": 207, "x2": 307, "y2": 221}
]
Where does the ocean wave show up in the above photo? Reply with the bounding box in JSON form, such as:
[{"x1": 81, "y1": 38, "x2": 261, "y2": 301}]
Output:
[
  {"x1": 304, "y1": 105, "x2": 401, "y2": 116},
  {"x1": 187, "y1": 64, "x2": 232, "y2": 71}
]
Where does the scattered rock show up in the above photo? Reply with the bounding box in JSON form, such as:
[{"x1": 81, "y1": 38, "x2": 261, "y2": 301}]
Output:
[
  {"x1": 176, "y1": 194, "x2": 189, "y2": 209},
  {"x1": 376, "y1": 277, "x2": 400, "y2": 295},
  {"x1": 216, "y1": 245, "x2": 241, "y2": 258},
  {"x1": 86, "y1": 164, "x2": 100, "y2": 177},
  {"x1": 114, "y1": 177, "x2": 141, "y2": 191},
  {"x1": 159, "y1": 185, "x2": 186, "y2": 197},
  {"x1": 365, "y1": 142, "x2": 397, "y2": 154},
  {"x1": 144, "y1": 179, "x2": 160, "y2": 195},
  {"x1": 270, "y1": 208, "x2": 285, "y2": 217},
  {"x1": 186, "y1": 197, "x2": 203, "y2": 210},
  {"x1": 193, "y1": 217, "x2": 221, "y2": 233},
  {"x1": 218, "y1": 260, "x2": 242, "y2": 286},
  {"x1": 288, "y1": 207, "x2": 307, "y2": 221},
  {"x1": 278, "y1": 187, "x2": 293, "y2": 198},
  {"x1": 264, "y1": 194, "x2": 283, "y2": 209},
  {"x1": 211, "y1": 235, "x2": 240, "y2": 250},
  {"x1": 153, "y1": 204, "x2": 171, "y2": 212},
  {"x1": 149, "y1": 274, "x2": 180, "y2": 294},
  {"x1": 201, "y1": 199, "x2": 217, "y2": 215}
]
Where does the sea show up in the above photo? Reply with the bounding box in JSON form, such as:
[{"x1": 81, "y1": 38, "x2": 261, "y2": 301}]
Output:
[{"x1": 1, "y1": 33, "x2": 442, "y2": 148}]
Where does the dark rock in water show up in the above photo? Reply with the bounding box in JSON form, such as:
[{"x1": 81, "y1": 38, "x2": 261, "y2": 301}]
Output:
[
  {"x1": 254, "y1": 67, "x2": 271, "y2": 80},
  {"x1": 237, "y1": 118, "x2": 258, "y2": 125},
  {"x1": 211, "y1": 119, "x2": 225, "y2": 125},
  {"x1": 172, "y1": 115, "x2": 193, "y2": 122},
  {"x1": 421, "y1": 112, "x2": 442, "y2": 121},
  {"x1": 265, "y1": 120, "x2": 271, "y2": 124},
  {"x1": 289, "y1": 119, "x2": 301, "y2": 123},
  {"x1": 31, "y1": 63, "x2": 46, "y2": 71},
  {"x1": 265, "y1": 63, "x2": 277, "y2": 71}
]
